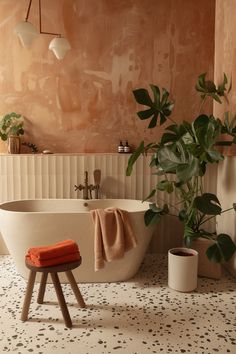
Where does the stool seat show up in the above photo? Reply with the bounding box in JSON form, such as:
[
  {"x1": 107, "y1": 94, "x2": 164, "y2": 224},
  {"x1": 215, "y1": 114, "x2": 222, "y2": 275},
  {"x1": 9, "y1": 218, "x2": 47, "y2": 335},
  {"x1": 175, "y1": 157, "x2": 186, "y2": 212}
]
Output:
[
  {"x1": 25, "y1": 258, "x2": 82, "y2": 273},
  {"x1": 21, "y1": 257, "x2": 86, "y2": 328}
]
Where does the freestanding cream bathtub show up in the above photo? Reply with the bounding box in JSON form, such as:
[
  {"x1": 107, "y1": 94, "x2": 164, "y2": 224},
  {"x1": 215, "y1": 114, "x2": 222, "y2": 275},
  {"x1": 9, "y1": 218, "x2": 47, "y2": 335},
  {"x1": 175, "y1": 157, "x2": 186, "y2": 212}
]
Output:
[{"x1": 0, "y1": 199, "x2": 154, "y2": 282}]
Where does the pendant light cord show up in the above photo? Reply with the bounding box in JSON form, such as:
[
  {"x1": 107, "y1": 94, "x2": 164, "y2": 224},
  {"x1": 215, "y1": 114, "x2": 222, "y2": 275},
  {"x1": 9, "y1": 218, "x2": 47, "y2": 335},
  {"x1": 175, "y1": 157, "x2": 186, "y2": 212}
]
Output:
[
  {"x1": 39, "y1": 0, "x2": 61, "y2": 37},
  {"x1": 25, "y1": 0, "x2": 61, "y2": 37},
  {"x1": 25, "y1": 0, "x2": 33, "y2": 21}
]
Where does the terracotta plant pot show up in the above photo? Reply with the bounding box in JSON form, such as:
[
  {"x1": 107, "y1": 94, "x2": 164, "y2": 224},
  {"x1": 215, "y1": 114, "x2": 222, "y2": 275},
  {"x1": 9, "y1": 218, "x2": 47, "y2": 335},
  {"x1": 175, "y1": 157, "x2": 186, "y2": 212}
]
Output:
[
  {"x1": 168, "y1": 247, "x2": 198, "y2": 292},
  {"x1": 7, "y1": 136, "x2": 21, "y2": 154},
  {"x1": 191, "y1": 238, "x2": 221, "y2": 279}
]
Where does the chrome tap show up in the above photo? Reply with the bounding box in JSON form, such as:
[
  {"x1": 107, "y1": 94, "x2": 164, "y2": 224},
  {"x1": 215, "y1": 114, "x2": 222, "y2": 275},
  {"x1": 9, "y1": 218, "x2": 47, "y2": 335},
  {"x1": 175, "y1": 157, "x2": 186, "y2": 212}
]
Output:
[{"x1": 74, "y1": 170, "x2": 101, "y2": 199}]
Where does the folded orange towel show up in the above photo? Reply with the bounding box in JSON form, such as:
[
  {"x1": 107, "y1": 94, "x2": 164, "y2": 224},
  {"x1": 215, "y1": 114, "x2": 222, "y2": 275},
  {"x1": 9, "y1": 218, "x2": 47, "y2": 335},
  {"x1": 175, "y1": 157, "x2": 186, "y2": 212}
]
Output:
[
  {"x1": 26, "y1": 251, "x2": 81, "y2": 267},
  {"x1": 27, "y1": 239, "x2": 79, "y2": 260},
  {"x1": 91, "y1": 207, "x2": 137, "y2": 271}
]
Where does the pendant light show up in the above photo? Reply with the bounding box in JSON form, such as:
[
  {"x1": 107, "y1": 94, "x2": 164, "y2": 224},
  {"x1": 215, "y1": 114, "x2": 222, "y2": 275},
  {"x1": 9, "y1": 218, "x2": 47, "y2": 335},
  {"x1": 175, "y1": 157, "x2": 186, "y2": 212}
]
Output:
[
  {"x1": 49, "y1": 36, "x2": 71, "y2": 60},
  {"x1": 14, "y1": 0, "x2": 38, "y2": 48},
  {"x1": 14, "y1": 21, "x2": 39, "y2": 48},
  {"x1": 14, "y1": 0, "x2": 71, "y2": 60}
]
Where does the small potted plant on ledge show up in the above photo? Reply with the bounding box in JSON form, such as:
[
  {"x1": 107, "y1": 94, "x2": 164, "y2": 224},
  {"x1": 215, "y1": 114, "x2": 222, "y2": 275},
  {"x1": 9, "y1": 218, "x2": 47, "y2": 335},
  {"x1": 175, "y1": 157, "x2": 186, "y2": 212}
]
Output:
[
  {"x1": 0, "y1": 112, "x2": 24, "y2": 153},
  {"x1": 126, "y1": 73, "x2": 236, "y2": 283}
]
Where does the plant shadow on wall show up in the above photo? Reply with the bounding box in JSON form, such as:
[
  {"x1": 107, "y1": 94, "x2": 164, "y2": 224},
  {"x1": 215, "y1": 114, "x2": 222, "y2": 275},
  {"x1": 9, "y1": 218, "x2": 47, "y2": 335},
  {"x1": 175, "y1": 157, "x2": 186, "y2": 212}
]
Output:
[{"x1": 126, "y1": 73, "x2": 236, "y2": 265}]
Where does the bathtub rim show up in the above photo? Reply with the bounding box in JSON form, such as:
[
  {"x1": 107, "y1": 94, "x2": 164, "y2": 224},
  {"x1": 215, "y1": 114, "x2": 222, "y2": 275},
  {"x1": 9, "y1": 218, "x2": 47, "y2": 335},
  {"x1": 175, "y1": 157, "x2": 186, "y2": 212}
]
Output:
[{"x1": 0, "y1": 198, "x2": 151, "y2": 214}]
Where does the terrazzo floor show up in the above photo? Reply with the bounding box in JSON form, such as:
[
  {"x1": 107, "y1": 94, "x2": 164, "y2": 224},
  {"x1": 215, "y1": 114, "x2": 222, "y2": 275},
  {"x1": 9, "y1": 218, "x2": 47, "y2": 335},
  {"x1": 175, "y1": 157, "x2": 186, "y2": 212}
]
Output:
[{"x1": 0, "y1": 254, "x2": 235, "y2": 354}]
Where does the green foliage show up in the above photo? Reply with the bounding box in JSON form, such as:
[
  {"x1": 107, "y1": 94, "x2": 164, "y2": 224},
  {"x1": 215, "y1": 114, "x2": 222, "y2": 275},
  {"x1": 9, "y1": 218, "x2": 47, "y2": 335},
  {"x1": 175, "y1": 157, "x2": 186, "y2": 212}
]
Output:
[
  {"x1": 194, "y1": 194, "x2": 221, "y2": 215},
  {"x1": 195, "y1": 72, "x2": 230, "y2": 103},
  {"x1": 206, "y1": 234, "x2": 236, "y2": 262},
  {"x1": 133, "y1": 85, "x2": 174, "y2": 128},
  {"x1": 0, "y1": 112, "x2": 24, "y2": 141},
  {"x1": 127, "y1": 73, "x2": 236, "y2": 264}
]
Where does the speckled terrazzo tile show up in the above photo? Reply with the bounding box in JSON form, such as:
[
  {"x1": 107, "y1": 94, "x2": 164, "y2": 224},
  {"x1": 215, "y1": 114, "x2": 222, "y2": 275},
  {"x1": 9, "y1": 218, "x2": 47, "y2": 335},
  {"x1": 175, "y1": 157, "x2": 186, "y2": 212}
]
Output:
[{"x1": 0, "y1": 254, "x2": 235, "y2": 354}]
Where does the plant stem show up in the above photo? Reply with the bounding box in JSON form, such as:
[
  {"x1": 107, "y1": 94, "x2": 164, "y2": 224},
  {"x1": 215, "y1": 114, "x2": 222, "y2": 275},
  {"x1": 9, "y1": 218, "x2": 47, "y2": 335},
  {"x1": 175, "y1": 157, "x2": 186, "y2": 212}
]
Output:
[
  {"x1": 198, "y1": 96, "x2": 207, "y2": 115},
  {"x1": 199, "y1": 206, "x2": 234, "y2": 226}
]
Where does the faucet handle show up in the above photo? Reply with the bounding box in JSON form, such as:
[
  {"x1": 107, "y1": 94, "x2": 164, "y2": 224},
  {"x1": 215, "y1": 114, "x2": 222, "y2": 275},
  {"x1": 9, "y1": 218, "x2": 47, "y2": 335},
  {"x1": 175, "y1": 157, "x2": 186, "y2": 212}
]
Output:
[
  {"x1": 84, "y1": 171, "x2": 88, "y2": 182},
  {"x1": 75, "y1": 184, "x2": 84, "y2": 191},
  {"x1": 94, "y1": 169, "x2": 101, "y2": 185}
]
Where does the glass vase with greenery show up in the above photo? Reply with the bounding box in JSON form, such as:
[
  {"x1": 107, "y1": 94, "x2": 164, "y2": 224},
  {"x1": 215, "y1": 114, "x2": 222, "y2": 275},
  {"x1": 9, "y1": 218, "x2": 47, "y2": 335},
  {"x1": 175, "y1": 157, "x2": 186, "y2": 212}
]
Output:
[{"x1": 0, "y1": 112, "x2": 24, "y2": 141}]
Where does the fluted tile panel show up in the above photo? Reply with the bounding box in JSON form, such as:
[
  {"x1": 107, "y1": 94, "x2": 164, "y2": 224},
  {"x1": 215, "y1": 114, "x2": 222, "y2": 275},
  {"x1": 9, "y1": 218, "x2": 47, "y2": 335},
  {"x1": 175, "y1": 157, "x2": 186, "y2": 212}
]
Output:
[{"x1": 0, "y1": 153, "x2": 217, "y2": 253}]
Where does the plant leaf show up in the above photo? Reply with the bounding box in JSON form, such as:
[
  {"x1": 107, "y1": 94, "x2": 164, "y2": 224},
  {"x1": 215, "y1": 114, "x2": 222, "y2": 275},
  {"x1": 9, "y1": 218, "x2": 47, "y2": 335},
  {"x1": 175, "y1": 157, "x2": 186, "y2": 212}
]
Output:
[
  {"x1": 217, "y1": 234, "x2": 236, "y2": 261},
  {"x1": 150, "y1": 84, "x2": 160, "y2": 105},
  {"x1": 206, "y1": 149, "x2": 224, "y2": 162},
  {"x1": 133, "y1": 88, "x2": 153, "y2": 106},
  {"x1": 126, "y1": 141, "x2": 145, "y2": 176},
  {"x1": 144, "y1": 208, "x2": 161, "y2": 226},
  {"x1": 179, "y1": 209, "x2": 188, "y2": 222},
  {"x1": 194, "y1": 193, "x2": 221, "y2": 215},
  {"x1": 157, "y1": 180, "x2": 173, "y2": 193},
  {"x1": 137, "y1": 109, "x2": 153, "y2": 120},
  {"x1": 148, "y1": 114, "x2": 158, "y2": 128},
  {"x1": 157, "y1": 146, "x2": 181, "y2": 172},
  {"x1": 149, "y1": 203, "x2": 162, "y2": 213},
  {"x1": 143, "y1": 189, "x2": 156, "y2": 201},
  {"x1": 132, "y1": 85, "x2": 174, "y2": 129},
  {"x1": 206, "y1": 242, "x2": 222, "y2": 262},
  {"x1": 206, "y1": 234, "x2": 236, "y2": 263},
  {"x1": 176, "y1": 156, "x2": 199, "y2": 183},
  {"x1": 211, "y1": 93, "x2": 222, "y2": 104}
]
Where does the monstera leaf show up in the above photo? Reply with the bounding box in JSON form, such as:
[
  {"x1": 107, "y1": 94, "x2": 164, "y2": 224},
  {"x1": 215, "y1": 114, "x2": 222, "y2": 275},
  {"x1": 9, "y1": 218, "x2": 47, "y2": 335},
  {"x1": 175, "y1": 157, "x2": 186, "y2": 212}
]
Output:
[
  {"x1": 157, "y1": 145, "x2": 199, "y2": 182},
  {"x1": 206, "y1": 234, "x2": 236, "y2": 262},
  {"x1": 194, "y1": 193, "x2": 222, "y2": 215},
  {"x1": 133, "y1": 85, "x2": 174, "y2": 128},
  {"x1": 157, "y1": 146, "x2": 182, "y2": 172}
]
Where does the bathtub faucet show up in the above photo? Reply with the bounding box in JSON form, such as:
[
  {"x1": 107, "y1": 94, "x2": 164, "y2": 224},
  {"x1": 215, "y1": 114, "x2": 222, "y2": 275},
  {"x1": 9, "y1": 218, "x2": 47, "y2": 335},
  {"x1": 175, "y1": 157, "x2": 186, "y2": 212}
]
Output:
[{"x1": 74, "y1": 170, "x2": 100, "y2": 199}]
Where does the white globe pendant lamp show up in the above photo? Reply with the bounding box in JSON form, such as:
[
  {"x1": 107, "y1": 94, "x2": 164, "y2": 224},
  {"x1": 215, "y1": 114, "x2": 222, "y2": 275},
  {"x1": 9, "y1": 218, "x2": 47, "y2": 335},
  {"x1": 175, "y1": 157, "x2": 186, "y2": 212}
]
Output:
[
  {"x1": 49, "y1": 36, "x2": 71, "y2": 60},
  {"x1": 14, "y1": 20, "x2": 39, "y2": 48}
]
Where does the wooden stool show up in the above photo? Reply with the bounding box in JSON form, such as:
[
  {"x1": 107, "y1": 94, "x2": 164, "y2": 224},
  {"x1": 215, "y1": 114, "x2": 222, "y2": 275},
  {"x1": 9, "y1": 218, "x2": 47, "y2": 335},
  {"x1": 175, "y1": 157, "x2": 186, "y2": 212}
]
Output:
[{"x1": 21, "y1": 258, "x2": 86, "y2": 328}]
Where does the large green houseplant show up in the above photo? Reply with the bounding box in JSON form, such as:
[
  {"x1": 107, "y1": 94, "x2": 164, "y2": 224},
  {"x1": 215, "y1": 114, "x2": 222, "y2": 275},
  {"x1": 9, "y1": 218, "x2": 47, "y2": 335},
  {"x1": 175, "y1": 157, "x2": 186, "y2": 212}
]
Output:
[{"x1": 126, "y1": 73, "x2": 236, "y2": 264}]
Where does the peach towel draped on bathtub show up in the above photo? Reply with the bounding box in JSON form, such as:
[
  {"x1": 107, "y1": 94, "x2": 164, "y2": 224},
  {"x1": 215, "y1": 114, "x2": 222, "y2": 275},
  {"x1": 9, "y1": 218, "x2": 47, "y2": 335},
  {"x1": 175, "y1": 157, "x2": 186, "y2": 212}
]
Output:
[{"x1": 90, "y1": 208, "x2": 137, "y2": 271}]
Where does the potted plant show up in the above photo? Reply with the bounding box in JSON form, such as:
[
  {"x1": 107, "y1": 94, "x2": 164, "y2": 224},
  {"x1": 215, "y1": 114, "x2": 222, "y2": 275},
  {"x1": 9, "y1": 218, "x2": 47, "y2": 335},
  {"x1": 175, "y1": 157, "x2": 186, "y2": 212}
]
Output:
[
  {"x1": 0, "y1": 112, "x2": 24, "y2": 153},
  {"x1": 126, "y1": 73, "x2": 236, "y2": 281}
]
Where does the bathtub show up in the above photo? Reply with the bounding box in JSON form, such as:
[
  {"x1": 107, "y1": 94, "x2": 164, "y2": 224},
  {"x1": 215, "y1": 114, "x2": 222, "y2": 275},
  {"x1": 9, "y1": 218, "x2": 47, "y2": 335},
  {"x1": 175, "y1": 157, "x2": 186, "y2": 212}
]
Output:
[{"x1": 0, "y1": 199, "x2": 154, "y2": 282}]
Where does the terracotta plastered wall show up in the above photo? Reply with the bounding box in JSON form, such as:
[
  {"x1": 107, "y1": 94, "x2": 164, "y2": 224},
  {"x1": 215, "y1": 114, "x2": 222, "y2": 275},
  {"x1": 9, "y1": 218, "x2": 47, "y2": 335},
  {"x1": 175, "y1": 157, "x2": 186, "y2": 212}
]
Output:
[
  {"x1": 0, "y1": 0, "x2": 215, "y2": 153},
  {"x1": 214, "y1": 0, "x2": 236, "y2": 156}
]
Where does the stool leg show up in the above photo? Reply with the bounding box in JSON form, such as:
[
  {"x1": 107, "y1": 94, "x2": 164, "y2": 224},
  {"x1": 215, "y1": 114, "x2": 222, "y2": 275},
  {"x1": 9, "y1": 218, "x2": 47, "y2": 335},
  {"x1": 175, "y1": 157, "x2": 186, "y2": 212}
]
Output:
[
  {"x1": 37, "y1": 272, "x2": 48, "y2": 304},
  {"x1": 21, "y1": 270, "x2": 36, "y2": 322},
  {"x1": 66, "y1": 270, "x2": 86, "y2": 308},
  {"x1": 50, "y1": 272, "x2": 72, "y2": 328}
]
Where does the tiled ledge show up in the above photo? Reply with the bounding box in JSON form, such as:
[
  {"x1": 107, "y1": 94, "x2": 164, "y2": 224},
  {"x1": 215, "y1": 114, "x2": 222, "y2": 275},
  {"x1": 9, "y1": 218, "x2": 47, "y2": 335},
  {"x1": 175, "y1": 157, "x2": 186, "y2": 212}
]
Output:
[{"x1": 0, "y1": 153, "x2": 155, "y2": 201}]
